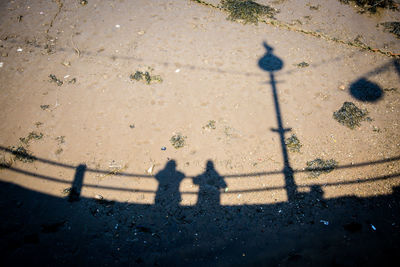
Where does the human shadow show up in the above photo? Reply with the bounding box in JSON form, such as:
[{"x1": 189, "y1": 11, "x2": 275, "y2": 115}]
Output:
[
  {"x1": 193, "y1": 160, "x2": 227, "y2": 208},
  {"x1": 154, "y1": 160, "x2": 185, "y2": 211}
]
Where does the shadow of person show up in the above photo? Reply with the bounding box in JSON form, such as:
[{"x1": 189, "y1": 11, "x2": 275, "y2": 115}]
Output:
[
  {"x1": 154, "y1": 160, "x2": 185, "y2": 211},
  {"x1": 194, "y1": 160, "x2": 227, "y2": 208}
]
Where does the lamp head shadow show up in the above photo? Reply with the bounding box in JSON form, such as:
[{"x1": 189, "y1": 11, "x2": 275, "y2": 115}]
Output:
[
  {"x1": 258, "y1": 42, "x2": 283, "y2": 72},
  {"x1": 349, "y1": 78, "x2": 383, "y2": 102}
]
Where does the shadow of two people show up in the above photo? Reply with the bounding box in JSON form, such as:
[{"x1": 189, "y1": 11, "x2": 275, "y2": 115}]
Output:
[{"x1": 154, "y1": 160, "x2": 226, "y2": 209}]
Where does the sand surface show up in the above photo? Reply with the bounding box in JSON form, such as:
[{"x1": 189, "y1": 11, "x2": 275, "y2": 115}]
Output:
[{"x1": 0, "y1": 0, "x2": 399, "y2": 265}]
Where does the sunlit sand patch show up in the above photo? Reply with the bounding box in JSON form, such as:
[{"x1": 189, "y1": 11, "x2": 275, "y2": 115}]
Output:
[
  {"x1": 221, "y1": 173, "x2": 287, "y2": 205},
  {"x1": 180, "y1": 178, "x2": 198, "y2": 206}
]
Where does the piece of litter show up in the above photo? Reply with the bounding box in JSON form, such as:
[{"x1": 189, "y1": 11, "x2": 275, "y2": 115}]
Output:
[
  {"x1": 0, "y1": 62, "x2": 3, "y2": 68},
  {"x1": 371, "y1": 224, "x2": 376, "y2": 231},
  {"x1": 40, "y1": 11, "x2": 44, "y2": 15},
  {"x1": 278, "y1": 209, "x2": 282, "y2": 213},
  {"x1": 237, "y1": 194, "x2": 241, "y2": 199},
  {"x1": 17, "y1": 48, "x2": 23, "y2": 52},
  {"x1": 224, "y1": 187, "x2": 229, "y2": 192},
  {"x1": 161, "y1": 147, "x2": 166, "y2": 151},
  {"x1": 175, "y1": 69, "x2": 180, "y2": 73},
  {"x1": 115, "y1": 223, "x2": 119, "y2": 230},
  {"x1": 320, "y1": 220, "x2": 329, "y2": 225},
  {"x1": 115, "y1": 24, "x2": 120, "y2": 28},
  {"x1": 64, "y1": 75, "x2": 70, "y2": 79},
  {"x1": 147, "y1": 164, "x2": 154, "y2": 174}
]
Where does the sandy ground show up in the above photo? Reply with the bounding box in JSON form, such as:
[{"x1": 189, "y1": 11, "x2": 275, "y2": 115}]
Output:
[{"x1": 0, "y1": 0, "x2": 400, "y2": 265}]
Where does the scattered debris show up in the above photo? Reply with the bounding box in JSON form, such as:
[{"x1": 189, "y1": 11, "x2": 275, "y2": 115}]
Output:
[
  {"x1": 220, "y1": 0, "x2": 278, "y2": 24},
  {"x1": 339, "y1": 0, "x2": 398, "y2": 13},
  {"x1": 170, "y1": 133, "x2": 186, "y2": 149},
  {"x1": 191, "y1": 0, "x2": 399, "y2": 58},
  {"x1": 285, "y1": 134, "x2": 302, "y2": 152},
  {"x1": 40, "y1": 105, "x2": 50, "y2": 110},
  {"x1": 372, "y1": 126, "x2": 381, "y2": 132},
  {"x1": 308, "y1": 4, "x2": 320, "y2": 10},
  {"x1": 49, "y1": 74, "x2": 63, "y2": 86},
  {"x1": 35, "y1": 122, "x2": 43, "y2": 128},
  {"x1": 333, "y1": 102, "x2": 368, "y2": 129},
  {"x1": 61, "y1": 61, "x2": 71, "y2": 67},
  {"x1": 0, "y1": 62, "x2": 3, "y2": 68},
  {"x1": 10, "y1": 146, "x2": 36, "y2": 163},
  {"x1": 296, "y1": 61, "x2": 309, "y2": 68},
  {"x1": 381, "y1": 22, "x2": 400, "y2": 38},
  {"x1": 97, "y1": 164, "x2": 128, "y2": 180},
  {"x1": 0, "y1": 154, "x2": 13, "y2": 169},
  {"x1": 306, "y1": 158, "x2": 338, "y2": 177},
  {"x1": 203, "y1": 120, "x2": 216, "y2": 130},
  {"x1": 62, "y1": 187, "x2": 72, "y2": 195},
  {"x1": 68, "y1": 77, "x2": 77, "y2": 84},
  {"x1": 55, "y1": 136, "x2": 65, "y2": 144},
  {"x1": 17, "y1": 48, "x2": 23, "y2": 52},
  {"x1": 353, "y1": 34, "x2": 366, "y2": 46},
  {"x1": 19, "y1": 131, "x2": 43, "y2": 145},
  {"x1": 130, "y1": 68, "x2": 163, "y2": 84},
  {"x1": 320, "y1": 220, "x2": 329, "y2": 226},
  {"x1": 371, "y1": 224, "x2": 377, "y2": 231}
]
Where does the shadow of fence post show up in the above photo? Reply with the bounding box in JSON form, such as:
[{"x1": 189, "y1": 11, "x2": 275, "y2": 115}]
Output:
[{"x1": 68, "y1": 164, "x2": 86, "y2": 202}]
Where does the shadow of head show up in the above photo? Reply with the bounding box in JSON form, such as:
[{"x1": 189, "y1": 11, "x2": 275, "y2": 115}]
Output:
[
  {"x1": 258, "y1": 42, "x2": 283, "y2": 72},
  {"x1": 349, "y1": 78, "x2": 383, "y2": 102}
]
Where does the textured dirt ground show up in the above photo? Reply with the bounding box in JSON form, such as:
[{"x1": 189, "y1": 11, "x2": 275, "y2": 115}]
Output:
[{"x1": 0, "y1": 0, "x2": 399, "y2": 265}]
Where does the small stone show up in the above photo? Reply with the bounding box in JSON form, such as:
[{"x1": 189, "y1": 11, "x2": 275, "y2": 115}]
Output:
[{"x1": 94, "y1": 194, "x2": 103, "y2": 200}]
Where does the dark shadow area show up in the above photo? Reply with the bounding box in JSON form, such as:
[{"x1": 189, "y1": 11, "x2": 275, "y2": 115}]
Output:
[
  {"x1": 349, "y1": 78, "x2": 383, "y2": 102},
  {"x1": 0, "y1": 42, "x2": 400, "y2": 266},
  {"x1": 0, "y1": 178, "x2": 399, "y2": 266}
]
